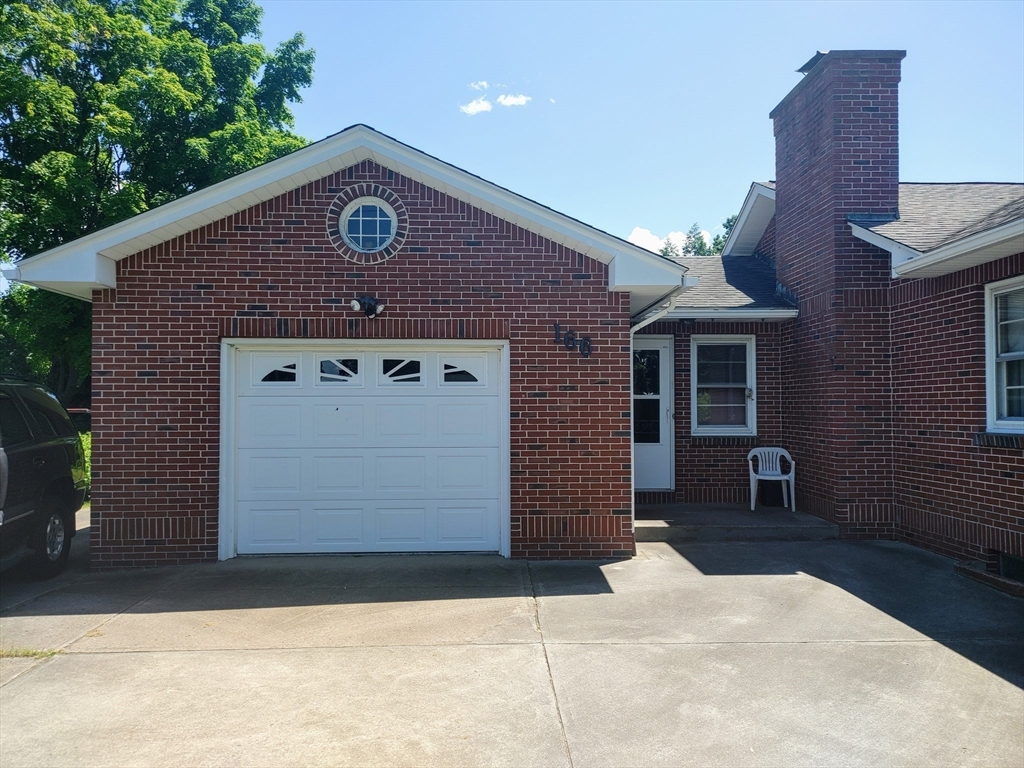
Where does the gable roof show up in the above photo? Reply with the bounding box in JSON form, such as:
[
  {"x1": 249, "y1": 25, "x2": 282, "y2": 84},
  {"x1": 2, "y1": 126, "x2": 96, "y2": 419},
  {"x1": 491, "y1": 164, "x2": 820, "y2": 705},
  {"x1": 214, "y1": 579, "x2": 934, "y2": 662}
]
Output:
[
  {"x1": 849, "y1": 183, "x2": 1024, "y2": 277},
  {"x1": 3, "y1": 124, "x2": 684, "y2": 315},
  {"x1": 664, "y1": 255, "x2": 797, "y2": 320},
  {"x1": 721, "y1": 182, "x2": 775, "y2": 258}
]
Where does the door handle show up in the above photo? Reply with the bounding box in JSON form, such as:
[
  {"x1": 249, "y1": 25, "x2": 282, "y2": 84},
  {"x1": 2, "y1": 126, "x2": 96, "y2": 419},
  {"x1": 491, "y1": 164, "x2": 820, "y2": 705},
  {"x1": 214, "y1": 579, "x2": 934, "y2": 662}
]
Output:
[
  {"x1": 33, "y1": 457, "x2": 46, "y2": 467},
  {"x1": 666, "y1": 408, "x2": 675, "y2": 421}
]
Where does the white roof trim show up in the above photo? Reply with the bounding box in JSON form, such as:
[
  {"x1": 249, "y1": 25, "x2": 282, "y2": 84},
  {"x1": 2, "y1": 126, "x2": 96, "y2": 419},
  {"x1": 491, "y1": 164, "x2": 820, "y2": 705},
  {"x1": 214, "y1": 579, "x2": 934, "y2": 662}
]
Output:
[
  {"x1": 11, "y1": 124, "x2": 684, "y2": 306},
  {"x1": 722, "y1": 182, "x2": 775, "y2": 258},
  {"x1": 850, "y1": 219, "x2": 1024, "y2": 278},
  {"x1": 664, "y1": 307, "x2": 798, "y2": 320}
]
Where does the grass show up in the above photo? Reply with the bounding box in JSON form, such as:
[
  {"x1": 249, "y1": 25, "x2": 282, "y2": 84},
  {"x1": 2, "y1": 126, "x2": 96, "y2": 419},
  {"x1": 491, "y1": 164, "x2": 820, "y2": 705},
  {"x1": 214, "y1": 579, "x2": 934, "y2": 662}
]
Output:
[
  {"x1": 80, "y1": 431, "x2": 91, "y2": 498},
  {"x1": 0, "y1": 646, "x2": 62, "y2": 659}
]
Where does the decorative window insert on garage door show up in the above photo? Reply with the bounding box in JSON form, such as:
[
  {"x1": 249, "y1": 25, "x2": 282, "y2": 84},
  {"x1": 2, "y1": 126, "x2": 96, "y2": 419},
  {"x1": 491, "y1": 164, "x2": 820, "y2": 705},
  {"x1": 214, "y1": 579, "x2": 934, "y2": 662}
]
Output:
[{"x1": 218, "y1": 339, "x2": 511, "y2": 559}]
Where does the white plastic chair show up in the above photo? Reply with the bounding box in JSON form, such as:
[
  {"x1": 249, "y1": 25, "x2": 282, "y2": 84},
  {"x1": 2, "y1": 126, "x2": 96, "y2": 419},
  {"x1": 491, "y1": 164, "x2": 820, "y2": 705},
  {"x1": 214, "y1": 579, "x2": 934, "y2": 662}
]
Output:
[{"x1": 747, "y1": 447, "x2": 796, "y2": 512}]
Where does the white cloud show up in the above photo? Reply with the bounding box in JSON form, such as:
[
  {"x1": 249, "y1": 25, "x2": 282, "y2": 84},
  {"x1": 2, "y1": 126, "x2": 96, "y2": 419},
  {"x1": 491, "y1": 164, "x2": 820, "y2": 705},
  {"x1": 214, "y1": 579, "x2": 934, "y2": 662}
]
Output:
[
  {"x1": 628, "y1": 227, "x2": 710, "y2": 254},
  {"x1": 469, "y1": 81, "x2": 488, "y2": 91},
  {"x1": 496, "y1": 94, "x2": 531, "y2": 107},
  {"x1": 459, "y1": 97, "x2": 493, "y2": 116},
  {"x1": 549, "y1": 98, "x2": 556, "y2": 104}
]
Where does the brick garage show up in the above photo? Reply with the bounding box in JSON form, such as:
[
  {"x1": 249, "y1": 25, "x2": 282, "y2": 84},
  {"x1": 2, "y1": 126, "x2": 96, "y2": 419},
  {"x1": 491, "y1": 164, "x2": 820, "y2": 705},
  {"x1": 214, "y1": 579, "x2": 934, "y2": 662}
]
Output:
[{"x1": 14, "y1": 128, "x2": 685, "y2": 567}]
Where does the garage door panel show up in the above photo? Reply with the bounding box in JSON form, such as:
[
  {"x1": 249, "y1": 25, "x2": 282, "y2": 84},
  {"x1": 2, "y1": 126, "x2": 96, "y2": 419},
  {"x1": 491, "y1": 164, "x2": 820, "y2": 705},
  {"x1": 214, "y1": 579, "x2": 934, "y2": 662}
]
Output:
[
  {"x1": 313, "y1": 508, "x2": 363, "y2": 543},
  {"x1": 375, "y1": 507, "x2": 427, "y2": 544},
  {"x1": 438, "y1": 504, "x2": 497, "y2": 543},
  {"x1": 375, "y1": 403, "x2": 426, "y2": 438},
  {"x1": 239, "y1": 448, "x2": 498, "y2": 500},
  {"x1": 312, "y1": 457, "x2": 364, "y2": 491},
  {"x1": 375, "y1": 456, "x2": 426, "y2": 491},
  {"x1": 248, "y1": 507, "x2": 301, "y2": 545},
  {"x1": 312, "y1": 404, "x2": 364, "y2": 439},
  {"x1": 234, "y1": 346, "x2": 502, "y2": 554}
]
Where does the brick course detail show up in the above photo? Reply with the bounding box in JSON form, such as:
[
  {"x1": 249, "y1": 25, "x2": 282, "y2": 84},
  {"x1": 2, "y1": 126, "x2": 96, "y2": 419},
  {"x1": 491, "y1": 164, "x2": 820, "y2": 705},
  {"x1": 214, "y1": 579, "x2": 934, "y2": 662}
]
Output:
[{"x1": 90, "y1": 160, "x2": 634, "y2": 568}]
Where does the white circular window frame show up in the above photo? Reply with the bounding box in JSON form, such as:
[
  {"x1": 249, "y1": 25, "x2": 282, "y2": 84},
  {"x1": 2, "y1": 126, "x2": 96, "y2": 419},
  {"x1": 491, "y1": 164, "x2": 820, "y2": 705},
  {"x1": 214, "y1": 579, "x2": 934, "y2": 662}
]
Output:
[{"x1": 339, "y1": 197, "x2": 399, "y2": 254}]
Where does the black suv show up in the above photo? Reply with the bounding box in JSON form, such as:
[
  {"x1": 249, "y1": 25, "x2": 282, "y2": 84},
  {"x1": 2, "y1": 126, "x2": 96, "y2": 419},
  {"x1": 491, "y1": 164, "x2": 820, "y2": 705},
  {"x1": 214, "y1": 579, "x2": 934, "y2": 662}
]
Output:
[{"x1": 0, "y1": 378, "x2": 87, "y2": 577}]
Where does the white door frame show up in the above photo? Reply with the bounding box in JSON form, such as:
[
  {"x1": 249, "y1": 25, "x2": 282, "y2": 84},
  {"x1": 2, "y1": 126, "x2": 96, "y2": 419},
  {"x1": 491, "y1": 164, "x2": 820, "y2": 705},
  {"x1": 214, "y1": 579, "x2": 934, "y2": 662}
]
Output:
[
  {"x1": 632, "y1": 335, "x2": 675, "y2": 491},
  {"x1": 218, "y1": 338, "x2": 512, "y2": 560}
]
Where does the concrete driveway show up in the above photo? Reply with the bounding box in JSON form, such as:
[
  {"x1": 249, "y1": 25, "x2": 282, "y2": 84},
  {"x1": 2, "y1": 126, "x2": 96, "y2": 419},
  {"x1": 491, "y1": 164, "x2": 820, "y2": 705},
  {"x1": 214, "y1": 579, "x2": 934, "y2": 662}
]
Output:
[{"x1": 1, "y1": 516, "x2": 1022, "y2": 767}]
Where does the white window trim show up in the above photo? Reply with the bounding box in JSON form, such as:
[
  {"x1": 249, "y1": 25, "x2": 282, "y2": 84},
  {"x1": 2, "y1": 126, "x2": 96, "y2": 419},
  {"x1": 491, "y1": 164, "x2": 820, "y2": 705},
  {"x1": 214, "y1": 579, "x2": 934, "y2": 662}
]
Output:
[
  {"x1": 985, "y1": 275, "x2": 1024, "y2": 433},
  {"x1": 340, "y1": 196, "x2": 398, "y2": 254},
  {"x1": 690, "y1": 334, "x2": 757, "y2": 437}
]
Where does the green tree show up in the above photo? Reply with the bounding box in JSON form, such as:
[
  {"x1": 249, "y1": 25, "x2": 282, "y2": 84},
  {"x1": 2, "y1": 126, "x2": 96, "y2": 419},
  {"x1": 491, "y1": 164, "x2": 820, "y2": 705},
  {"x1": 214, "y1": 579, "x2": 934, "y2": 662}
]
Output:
[
  {"x1": 0, "y1": 0, "x2": 314, "y2": 404},
  {"x1": 682, "y1": 222, "x2": 710, "y2": 258},
  {"x1": 711, "y1": 214, "x2": 738, "y2": 255},
  {"x1": 658, "y1": 239, "x2": 681, "y2": 260}
]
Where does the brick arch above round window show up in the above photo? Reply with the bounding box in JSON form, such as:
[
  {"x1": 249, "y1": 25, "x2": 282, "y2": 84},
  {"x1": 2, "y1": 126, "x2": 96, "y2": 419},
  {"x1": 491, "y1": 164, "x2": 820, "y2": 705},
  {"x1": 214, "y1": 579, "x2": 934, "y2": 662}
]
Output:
[{"x1": 325, "y1": 184, "x2": 409, "y2": 265}]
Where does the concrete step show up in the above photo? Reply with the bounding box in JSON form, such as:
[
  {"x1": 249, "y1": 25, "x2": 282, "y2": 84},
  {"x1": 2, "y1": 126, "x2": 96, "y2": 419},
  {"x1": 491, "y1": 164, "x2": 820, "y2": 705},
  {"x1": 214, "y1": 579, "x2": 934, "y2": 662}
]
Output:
[{"x1": 634, "y1": 504, "x2": 840, "y2": 543}]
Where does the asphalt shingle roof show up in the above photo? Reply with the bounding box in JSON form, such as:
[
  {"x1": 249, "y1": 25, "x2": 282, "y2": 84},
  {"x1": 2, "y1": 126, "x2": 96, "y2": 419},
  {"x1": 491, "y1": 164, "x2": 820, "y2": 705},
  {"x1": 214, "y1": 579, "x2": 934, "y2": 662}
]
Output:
[
  {"x1": 673, "y1": 255, "x2": 794, "y2": 310},
  {"x1": 850, "y1": 183, "x2": 1024, "y2": 253}
]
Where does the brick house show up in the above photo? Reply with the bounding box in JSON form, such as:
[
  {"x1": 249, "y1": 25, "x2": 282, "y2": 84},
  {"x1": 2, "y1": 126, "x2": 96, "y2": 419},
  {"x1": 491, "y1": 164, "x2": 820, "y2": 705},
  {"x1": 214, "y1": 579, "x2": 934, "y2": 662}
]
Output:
[
  {"x1": 7, "y1": 49, "x2": 1022, "y2": 573},
  {"x1": 5, "y1": 127, "x2": 687, "y2": 566},
  {"x1": 635, "y1": 50, "x2": 1023, "y2": 574}
]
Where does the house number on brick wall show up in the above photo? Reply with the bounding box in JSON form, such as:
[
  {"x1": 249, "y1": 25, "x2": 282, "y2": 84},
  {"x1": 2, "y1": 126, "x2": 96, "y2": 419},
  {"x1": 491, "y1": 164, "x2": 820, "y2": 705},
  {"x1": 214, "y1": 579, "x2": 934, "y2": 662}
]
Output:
[{"x1": 553, "y1": 322, "x2": 593, "y2": 358}]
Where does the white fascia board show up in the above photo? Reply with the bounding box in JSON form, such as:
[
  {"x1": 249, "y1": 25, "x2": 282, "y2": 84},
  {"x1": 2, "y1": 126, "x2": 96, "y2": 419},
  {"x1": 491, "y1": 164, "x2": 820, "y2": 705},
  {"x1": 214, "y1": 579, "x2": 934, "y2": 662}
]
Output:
[
  {"x1": 892, "y1": 219, "x2": 1024, "y2": 277},
  {"x1": 366, "y1": 130, "x2": 685, "y2": 280},
  {"x1": 16, "y1": 124, "x2": 684, "y2": 301},
  {"x1": 722, "y1": 183, "x2": 775, "y2": 257},
  {"x1": 608, "y1": 252, "x2": 685, "y2": 293},
  {"x1": 848, "y1": 222, "x2": 922, "y2": 276},
  {"x1": 665, "y1": 308, "x2": 799, "y2": 320},
  {"x1": 850, "y1": 219, "x2": 1024, "y2": 278},
  {"x1": 5, "y1": 252, "x2": 116, "y2": 301}
]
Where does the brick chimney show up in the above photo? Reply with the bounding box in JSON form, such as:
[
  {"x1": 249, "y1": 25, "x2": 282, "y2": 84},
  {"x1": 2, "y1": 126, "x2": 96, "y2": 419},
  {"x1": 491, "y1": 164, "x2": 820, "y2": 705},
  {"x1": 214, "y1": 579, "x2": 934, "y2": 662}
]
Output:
[{"x1": 770, "y1": 51, "x2": 905, "y2": 535}]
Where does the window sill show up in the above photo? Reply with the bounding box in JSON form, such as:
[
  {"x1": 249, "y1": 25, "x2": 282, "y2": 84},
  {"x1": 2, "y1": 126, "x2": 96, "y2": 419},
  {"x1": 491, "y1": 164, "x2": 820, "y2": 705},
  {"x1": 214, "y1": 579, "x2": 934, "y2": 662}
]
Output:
[
  {"x1": 973, "y1": 432, "x2": 1023, "y2": 449},
  {"x1": 687, "y1": 435, "x2": 759, "y2": 445}
]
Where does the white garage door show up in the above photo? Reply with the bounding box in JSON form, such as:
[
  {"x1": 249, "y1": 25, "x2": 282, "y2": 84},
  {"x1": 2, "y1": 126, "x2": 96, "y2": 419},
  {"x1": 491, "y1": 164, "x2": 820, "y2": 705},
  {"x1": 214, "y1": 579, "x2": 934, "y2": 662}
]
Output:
[{"x1": 231, "y1": 345, "x2": 504, "y2": 554}]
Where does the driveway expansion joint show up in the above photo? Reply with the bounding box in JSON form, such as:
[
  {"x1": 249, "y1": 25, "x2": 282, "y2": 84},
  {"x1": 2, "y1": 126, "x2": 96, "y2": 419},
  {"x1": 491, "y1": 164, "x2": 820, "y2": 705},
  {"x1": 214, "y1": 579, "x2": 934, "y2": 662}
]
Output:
[{"x1": 527, "y1": 561, "x2": 575, "y2": 768}]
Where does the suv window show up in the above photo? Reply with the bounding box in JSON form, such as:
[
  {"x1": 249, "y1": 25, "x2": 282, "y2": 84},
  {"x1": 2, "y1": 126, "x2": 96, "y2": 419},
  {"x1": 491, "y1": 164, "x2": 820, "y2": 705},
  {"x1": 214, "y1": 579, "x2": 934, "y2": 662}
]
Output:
[
  {"x1": 0, "y1": 391, "x2": 33, "y2": 446},
  {"x1": 17, "y1": 387, "x2": 77, "y2": 438}
]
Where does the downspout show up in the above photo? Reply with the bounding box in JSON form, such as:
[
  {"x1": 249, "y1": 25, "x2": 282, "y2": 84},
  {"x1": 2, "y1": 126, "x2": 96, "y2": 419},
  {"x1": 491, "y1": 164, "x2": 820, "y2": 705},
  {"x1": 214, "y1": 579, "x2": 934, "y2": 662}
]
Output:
[{"x1": 626, "y1": 277, "x2": 696, "y2": 544}]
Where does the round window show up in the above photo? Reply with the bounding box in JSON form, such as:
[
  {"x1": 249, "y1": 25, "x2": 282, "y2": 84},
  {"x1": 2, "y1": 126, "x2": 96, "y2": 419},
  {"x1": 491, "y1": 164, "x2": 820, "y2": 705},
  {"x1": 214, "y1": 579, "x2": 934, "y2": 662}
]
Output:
[{"x1": 339, "y1": 197, "x2": 398, "y2": 253}]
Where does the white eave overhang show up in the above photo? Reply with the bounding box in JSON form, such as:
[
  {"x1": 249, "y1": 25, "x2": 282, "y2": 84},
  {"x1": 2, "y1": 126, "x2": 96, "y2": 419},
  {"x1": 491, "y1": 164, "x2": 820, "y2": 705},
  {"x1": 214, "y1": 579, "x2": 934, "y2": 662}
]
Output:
[
  {"x1": 4, "y1": 125, "x2": 684, "y2": 313},
  {"x1": 664, "y1": 307, "x2": 798, "y2": 321},
  {"x1": 722, "y1": 182, "x2": 775, "y2": 257},
  {"x1": 850, "y1": 219, "x2": 1024, "y2": 278}
]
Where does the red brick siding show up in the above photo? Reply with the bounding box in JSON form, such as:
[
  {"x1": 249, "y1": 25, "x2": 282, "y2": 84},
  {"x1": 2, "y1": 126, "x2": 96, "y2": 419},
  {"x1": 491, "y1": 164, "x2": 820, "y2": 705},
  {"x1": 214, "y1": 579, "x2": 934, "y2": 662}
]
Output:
[
  {"x1": 635, "y1": 319, "x2": 787, "y2": 504},
  {"x1": 753, "y1": 216, "x2": 776, "y2": 265},
  {"x1": 90, "y1": 160, "x2": 634, "y2": 568},
  {"x1": 772, "y1": 53, "x2": 902, "y2": 536},
  {"x1": 891, "y1": 253, "x2": 1024, "y2": 562}
]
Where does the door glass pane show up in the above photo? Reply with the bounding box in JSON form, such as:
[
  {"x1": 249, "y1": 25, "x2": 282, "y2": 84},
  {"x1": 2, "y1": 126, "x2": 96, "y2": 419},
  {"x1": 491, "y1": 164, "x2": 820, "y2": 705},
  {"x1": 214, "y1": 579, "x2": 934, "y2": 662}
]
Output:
[
  {"x1": 696, "y1": 388, "x2": 747, "y2": 426},
  {"x1": 633, "y1": 350, "x2": 660, "y2": 395},
  {"x1": 633, "y1": 399, "x2": 660, "y2": 443}
]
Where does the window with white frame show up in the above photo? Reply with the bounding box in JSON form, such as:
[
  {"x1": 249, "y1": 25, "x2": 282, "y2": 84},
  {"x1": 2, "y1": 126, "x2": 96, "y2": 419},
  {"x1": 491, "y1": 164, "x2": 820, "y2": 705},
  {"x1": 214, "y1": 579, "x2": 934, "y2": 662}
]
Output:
[
  {"x1": 691, "y1": 335, "x2": 756, "y2": 435},
  {"x1": 986, "y1": 277, "x2": 1024, "y2": 433}
]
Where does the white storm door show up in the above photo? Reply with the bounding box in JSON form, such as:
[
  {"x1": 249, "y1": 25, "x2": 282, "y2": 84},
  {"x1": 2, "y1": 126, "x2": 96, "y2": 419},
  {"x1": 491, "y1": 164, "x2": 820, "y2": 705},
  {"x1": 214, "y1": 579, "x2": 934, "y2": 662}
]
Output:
[{"x1": 633, "y1": 336, "x2": 674, "y2": 490}]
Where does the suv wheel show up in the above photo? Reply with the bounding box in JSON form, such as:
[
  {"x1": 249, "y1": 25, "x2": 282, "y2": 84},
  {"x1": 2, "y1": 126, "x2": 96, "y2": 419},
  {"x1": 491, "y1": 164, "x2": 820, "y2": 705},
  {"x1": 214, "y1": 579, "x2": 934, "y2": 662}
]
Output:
[{"x1": 31, "y1": 502, "x2": 72, "y2": 578}]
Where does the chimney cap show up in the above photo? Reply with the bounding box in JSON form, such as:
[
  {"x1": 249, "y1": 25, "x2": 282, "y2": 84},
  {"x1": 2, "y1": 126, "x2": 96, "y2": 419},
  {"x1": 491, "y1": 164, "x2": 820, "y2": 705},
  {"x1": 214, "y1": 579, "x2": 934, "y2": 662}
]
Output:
[
  {"x1": 797, "y1": 49, "x2": 907, "y2": 76},
  {"x1": 798, "y1": 51, "x2": 828, "y2": 74}
]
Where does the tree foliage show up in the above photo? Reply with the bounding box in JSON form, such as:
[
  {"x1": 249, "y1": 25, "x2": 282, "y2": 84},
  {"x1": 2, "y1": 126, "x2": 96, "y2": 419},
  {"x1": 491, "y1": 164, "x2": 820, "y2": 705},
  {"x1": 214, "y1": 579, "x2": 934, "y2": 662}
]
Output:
[
  {"x1": 711, "y1": 214, "x2": 738, "y2": 255},
  {"x1": 0, "y1": 0, "x2": 314, "y2": 404}
]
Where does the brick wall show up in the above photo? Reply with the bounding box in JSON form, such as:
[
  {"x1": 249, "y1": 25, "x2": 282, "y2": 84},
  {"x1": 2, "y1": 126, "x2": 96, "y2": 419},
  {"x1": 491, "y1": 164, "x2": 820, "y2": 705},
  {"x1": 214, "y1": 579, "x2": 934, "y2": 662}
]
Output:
[
  {"x1": 635, "y1": 319, "x2": 787, "y2": 504},
  {"x1": 771, "y1": 51, "x2": 903, "y2": 535},
  {"x1": 891, "y1": 252, "x2": 1023, "y2": 562},
  {"x1": 90, "y1": 160, "x2": 634, "y2": 568}
]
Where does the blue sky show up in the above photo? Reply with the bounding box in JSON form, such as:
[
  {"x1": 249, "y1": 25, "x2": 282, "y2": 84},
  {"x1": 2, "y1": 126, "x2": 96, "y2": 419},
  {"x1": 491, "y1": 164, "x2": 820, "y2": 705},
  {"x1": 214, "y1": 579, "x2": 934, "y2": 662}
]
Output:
[{"x1": 257, "y1": 0, "x2": 1024, "y2": 251}]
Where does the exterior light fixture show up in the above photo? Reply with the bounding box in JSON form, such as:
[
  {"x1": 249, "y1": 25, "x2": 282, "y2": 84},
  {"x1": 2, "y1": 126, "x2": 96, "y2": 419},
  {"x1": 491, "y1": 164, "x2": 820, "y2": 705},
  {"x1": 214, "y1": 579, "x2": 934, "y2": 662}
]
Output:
[{"x1": 350, "y1": 295, "x2": 385, "y2": 318}]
